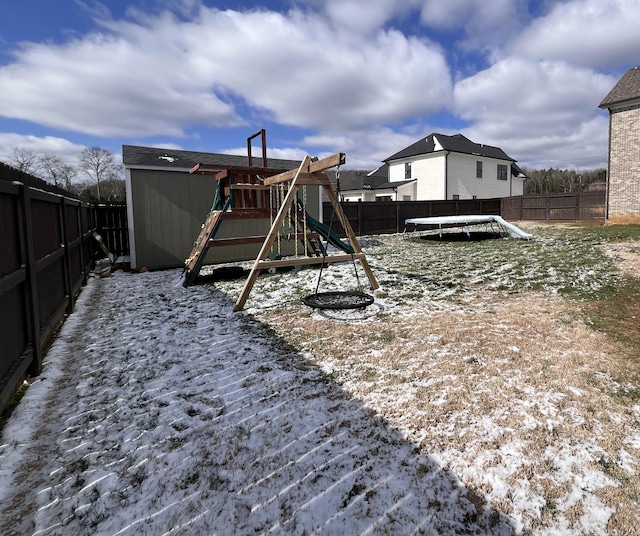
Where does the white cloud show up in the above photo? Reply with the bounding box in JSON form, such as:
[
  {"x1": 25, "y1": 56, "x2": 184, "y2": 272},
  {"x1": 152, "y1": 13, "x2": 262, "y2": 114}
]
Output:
[
  {"x1": 454, "y1": 58, "x2": 613, "y2": 168},
  {"x1": 302, "y1": 125, "x2": 448, "y2": 169},
  {"x1": 420, "y1": 0, "x2": 528, "y2": 54},
  {"x1": 320, "y1": 0, "x2": 415, "y2": 35},
  {"x1": 0, "y1": 133, "x2": 86, "y2": 166},
  {"x1": 511, "y1": 0, "x2": 640, "y2": 69},
  {"x1": 0, "y1": 5, "x2": 451, "y2": 139}
]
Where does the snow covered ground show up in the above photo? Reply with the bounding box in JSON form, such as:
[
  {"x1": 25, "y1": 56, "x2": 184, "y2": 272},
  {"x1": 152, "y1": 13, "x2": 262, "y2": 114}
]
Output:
[{"x1": 1, "y1": 226, "x2": 639, "y2": 535}]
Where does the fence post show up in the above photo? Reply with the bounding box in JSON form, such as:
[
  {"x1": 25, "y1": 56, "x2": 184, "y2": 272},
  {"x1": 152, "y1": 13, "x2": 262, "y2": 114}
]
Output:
[
  {"x1": 77, "y1": 203, "x2": 89, "y2": 285},
  {"x1": 18, "y1": 182, "x2": 43, "y2": 375},
  {"x1": 60, "y1": 197, "x2": 74, "y2": 314},
  {"x1": 576, "y1": 191, "x2": 580, "y2": 221}
]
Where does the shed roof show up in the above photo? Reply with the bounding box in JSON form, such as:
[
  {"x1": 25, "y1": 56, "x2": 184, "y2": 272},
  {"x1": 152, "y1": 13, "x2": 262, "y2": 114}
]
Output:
[
  {"x1": 599, "y1": 65, "x2": 640, "y2": 109},
  {"x1": 384, "y1": 133, "x2": 515, "y2": 162},
  {"x1": 122, "y1": 145, "x2": 300, "y2": 171}
]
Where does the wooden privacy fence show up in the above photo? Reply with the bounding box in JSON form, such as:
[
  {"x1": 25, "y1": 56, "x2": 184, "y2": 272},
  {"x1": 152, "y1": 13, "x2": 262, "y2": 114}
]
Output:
[
  {"x1": 94, "y1": 203, "x2": 129, "y2": 258},
  {"x1": 323, "y1": 198, "x2": 502, "y2": 235},
  {"x1": 324, "y1": 193, "x2": 606, "y2": 237},
  {"x1": 0, "y1": 164, "x2": 94, "y2": 413},
  {"x1": 501, "y1": 191, "x2": 606, "y2": 222}
]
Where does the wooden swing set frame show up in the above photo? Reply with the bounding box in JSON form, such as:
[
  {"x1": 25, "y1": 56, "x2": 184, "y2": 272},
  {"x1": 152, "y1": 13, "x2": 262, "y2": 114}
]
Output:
[
  {"x1": 183, "y1": 130, "x2": 378, "y2": 311},
  {"x1": 233, "y1": 153, "x2": 379, "y2": 311}
]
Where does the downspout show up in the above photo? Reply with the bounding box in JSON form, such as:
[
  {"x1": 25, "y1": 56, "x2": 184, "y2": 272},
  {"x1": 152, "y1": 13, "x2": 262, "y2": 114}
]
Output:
[
  {"x1": 444, "y1": 151, "x2": 450, "y2": 199},
  {"x1": 393, "y1": 186, "x2": 399, "y2": 232},
  {"x1": 509, "y1": 164, "x2": 513, "y2": 197},
  {"x1": 605, "y1": 108, "x2": 612, "y2": 220}
]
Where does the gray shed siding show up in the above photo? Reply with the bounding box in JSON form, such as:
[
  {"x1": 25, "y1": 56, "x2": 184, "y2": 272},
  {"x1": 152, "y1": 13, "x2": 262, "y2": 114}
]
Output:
[{"x1": 127, "y1": 167, "x2": 320, "y2": 270}]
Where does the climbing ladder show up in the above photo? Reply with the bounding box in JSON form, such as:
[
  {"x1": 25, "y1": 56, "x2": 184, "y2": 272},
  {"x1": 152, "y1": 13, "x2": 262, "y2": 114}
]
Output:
[{"x1": 183, "y1": 198, "x2": 231, "y2": 287}]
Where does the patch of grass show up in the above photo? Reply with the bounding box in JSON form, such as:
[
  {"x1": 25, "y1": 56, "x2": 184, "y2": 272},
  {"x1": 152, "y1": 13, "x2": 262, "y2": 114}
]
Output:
[{"x1": 587, "y1": 277, "x2": 640, "y2": 353}]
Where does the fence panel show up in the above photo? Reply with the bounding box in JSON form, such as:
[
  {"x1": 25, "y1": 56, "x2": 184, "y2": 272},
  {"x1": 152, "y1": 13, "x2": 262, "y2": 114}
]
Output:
[
  {"x1": 324, "y1": 198, "x2": 503, "y2": 236},
  {"x1": 94, "y1": 203, "x2": 129, "y2": 257},
  {"x1": 0, "y1": 164, "x2": 94, "y2": 413},
  {"x1": 501, "y1": 192, "x2": 605, "y2": 222}
]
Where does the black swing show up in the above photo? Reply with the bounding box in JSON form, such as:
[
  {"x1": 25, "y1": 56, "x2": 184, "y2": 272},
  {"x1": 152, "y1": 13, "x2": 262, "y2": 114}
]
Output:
[{"x1": 302, "y1": 168, "x2": 375, "y2": 310}]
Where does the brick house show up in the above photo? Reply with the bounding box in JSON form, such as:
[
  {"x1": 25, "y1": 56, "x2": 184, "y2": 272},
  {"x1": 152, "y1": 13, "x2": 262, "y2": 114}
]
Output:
[{"x1": 599, "y1": 65, "x2": 640, "y2": 222}]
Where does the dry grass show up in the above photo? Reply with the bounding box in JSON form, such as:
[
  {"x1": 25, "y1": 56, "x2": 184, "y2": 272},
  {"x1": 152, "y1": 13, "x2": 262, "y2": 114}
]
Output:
[{"x1": 253, "y1": 239, "x2": 640, "y2": 533}]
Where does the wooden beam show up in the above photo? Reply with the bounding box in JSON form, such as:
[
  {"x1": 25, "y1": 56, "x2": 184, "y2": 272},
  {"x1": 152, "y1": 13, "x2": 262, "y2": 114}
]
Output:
[
  {"x1": 263, "y1": 153, "x2": 345, "y2": 186},
  {"x1": 207, "y1": 232, "x2": 319, "y2": 248},
  {"x1": 190, "y1": 163, "x2": 290, "y2": 176},
  {"x1": 229, "y1": 184, "x2": 271, "y2": 190},
  {"x1": 322, "y1": 183, "x2": 379, "y2": 291},
  {"x1": 234, "y1": 157, "x2": 311, "y2": 310},
  {"x1": 256, "y1": 253, "x2": 366, "y2": 269}
]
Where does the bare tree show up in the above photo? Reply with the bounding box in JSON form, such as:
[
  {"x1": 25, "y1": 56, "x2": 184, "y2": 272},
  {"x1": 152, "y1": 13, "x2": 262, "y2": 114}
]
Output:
[
  {"x1": 9, "y1": 147, "x2": 41, "y2": 175},
  {"x1": 77, "y1": 147, "x2": 123, "y2": 201},
  {"x1": 39, "y1": 153, "x2": 77, "y2": 189}
]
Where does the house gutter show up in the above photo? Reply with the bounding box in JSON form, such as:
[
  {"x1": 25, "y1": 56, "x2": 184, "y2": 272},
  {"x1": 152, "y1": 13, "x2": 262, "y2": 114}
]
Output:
[
  {"x1": 605, "y1": 108, "x2": 612, "y2": 220},
  {"x1": 444, "y1": 151, "x2": 450, "y2": 199}
]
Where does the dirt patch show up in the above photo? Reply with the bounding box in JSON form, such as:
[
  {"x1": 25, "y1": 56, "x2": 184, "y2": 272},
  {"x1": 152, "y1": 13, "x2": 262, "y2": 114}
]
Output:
[{"x1": 601, "y1": 241, "x2": 640, "y2": 278}]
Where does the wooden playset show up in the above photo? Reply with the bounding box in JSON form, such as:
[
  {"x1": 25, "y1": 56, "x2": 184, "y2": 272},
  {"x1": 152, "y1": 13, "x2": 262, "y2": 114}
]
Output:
[{"x1": 183, "y1": 130, "x2": 378, "y2": 311}]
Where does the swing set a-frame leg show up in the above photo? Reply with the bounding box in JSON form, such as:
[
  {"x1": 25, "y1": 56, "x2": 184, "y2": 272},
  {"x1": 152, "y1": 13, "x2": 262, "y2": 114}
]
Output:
[
  {"x1": 322, "y1": 182, "x2": 379, "y2": 291},
  {"x1": 233, "y1": 154, "x2": 378, "y2": 311},
  {"x1": 233, "y1": 158, "x2": 310, "y2": 311}
]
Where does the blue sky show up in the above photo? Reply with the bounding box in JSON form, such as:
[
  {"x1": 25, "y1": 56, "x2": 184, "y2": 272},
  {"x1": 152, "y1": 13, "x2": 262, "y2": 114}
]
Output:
[{"x1": 1, "y1": 0, "x2": 639, "y2": 174}]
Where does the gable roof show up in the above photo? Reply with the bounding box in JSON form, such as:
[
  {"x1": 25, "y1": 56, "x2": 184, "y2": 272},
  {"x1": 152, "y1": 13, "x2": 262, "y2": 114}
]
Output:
[
  {"x1": 599, "y1": 65, "x2": 640, "y2": 109},
  {"x1": 384, "y1": 133, "x2": 515, "y2": 162},
  {"x1": 338, "y1": 164, "x2": 389, "y2": 192},
  {"x1": 122, "y1": 145, "x2": 300, "y2": 171}
]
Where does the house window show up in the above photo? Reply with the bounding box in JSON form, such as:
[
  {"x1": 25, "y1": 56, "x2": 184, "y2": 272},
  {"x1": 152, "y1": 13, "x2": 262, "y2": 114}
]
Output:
[
  {"x1": 476, "y1": 161, "x2": 482, "y2": 178},
  {"x1": 402, "y1": 195, "x2": 411, "y2": 201},
  {"x1": 377, "y1": 195, "x2": 392, "y2": 202},
  {"x1": 472, "y1": 195, "x2": 477, "y2": 200},
  {"x1": 452, "y1": 194, "x2": 460, "y2": 200},
  {"x1": 405, "y1": 161, "x2": 412, "y2": 179},
  {"x1": 497, "y1": 164, "x2": 508, "y2": 181}
]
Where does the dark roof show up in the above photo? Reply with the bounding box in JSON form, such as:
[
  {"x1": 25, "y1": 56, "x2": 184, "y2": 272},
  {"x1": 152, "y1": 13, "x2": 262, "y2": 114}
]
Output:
[
  {"x1": 511, "y1": 162, "x2": 527, "y2": 178},
  {"x1": 372, "y1": 179, "x2": 416, "y2": 190},
  {"x1": 122, "y1": 145, "x2": 300, "y2": 171},
  {"x1": 339, "y1": 164, "x2": 390, "y2": 191},
  {"x1": 599, "y1": 65, "x2": 640, "y2": 109},
  {"x1": 384, "y1": 133, "x2": 515, "y2": 162}
]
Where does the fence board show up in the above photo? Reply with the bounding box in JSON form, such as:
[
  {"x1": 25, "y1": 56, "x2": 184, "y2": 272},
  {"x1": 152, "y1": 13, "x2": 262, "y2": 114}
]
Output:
[
  {"x1": 0, "y1": 163, "x2": 94, "y2": 413},
  {"x1": 324, "y1": 198, "x2": 502, "y2": 236},
  {"x1": 501, "y1": 192, "x2": 605, "y2": 222}
]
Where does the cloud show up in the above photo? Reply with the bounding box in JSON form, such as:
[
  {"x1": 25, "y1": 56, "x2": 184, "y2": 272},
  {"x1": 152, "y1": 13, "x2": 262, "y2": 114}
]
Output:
[
  {"x1": 454, "y1": 58, "x2": 613, "y2": 168},
  {"x1": 420, "y1": 0, "x2": 528, "y2": 54},
  {"x1": 0, "y1": 133, "x2": 86, "y2": 165},
  {"x1": 511, "y1": 0, "x2": 640, "y2": 69},
  {"x1": 0, "y1": 5, "x2": 451, "y2": 140}
]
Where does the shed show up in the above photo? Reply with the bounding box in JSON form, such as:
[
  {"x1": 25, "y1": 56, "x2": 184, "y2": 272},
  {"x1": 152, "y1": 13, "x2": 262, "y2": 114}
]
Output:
[{"x1": 123, "y1": 145, "x2": 315, "y2": 270}]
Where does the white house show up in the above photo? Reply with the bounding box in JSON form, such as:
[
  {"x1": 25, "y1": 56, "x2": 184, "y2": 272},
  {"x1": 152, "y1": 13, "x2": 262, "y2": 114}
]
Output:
[{"x1": 347, "y1": 133, "x2": 526, "y2": 201}]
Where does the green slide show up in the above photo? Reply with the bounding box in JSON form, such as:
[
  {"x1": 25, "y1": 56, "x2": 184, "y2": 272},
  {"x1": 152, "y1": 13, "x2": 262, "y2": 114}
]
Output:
[{"x1": 305, "y1": 214, "x2": 354, "y2": 254}]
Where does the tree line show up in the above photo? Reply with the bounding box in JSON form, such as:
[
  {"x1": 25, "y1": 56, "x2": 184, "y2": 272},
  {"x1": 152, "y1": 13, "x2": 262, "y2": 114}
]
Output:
[
  {"x1": 521, "y1": 167, "x2": 606, "y2": 195},
  {"x1": 4, "y1": 145, "x2": 608, "y2": 202},
  {"x1": 4, "y1": 146, "x2": 125, "y2": 202}
]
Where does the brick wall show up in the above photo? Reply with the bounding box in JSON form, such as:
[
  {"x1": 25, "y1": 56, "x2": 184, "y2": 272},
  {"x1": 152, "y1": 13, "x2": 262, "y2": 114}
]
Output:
[{"x1": 609, "y1": 105, "x2": 640, "y2": 222}]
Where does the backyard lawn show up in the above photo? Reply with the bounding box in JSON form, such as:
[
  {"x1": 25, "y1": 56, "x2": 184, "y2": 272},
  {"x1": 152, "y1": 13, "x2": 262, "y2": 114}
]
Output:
[{"x1": 1, "y1": 222, "x2": 639, "y2": 535}]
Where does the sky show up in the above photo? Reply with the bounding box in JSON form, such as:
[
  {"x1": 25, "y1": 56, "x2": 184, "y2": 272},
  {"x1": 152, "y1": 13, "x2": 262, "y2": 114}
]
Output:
[{"x1": 0, "y1": 0, "x2": 639, "y2": 175}]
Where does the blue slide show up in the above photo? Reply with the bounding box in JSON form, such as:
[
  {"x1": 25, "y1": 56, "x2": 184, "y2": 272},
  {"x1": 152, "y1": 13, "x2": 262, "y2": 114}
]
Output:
[{"x1": 305, "y1": 214, "x2": 354, "y2": 254}]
